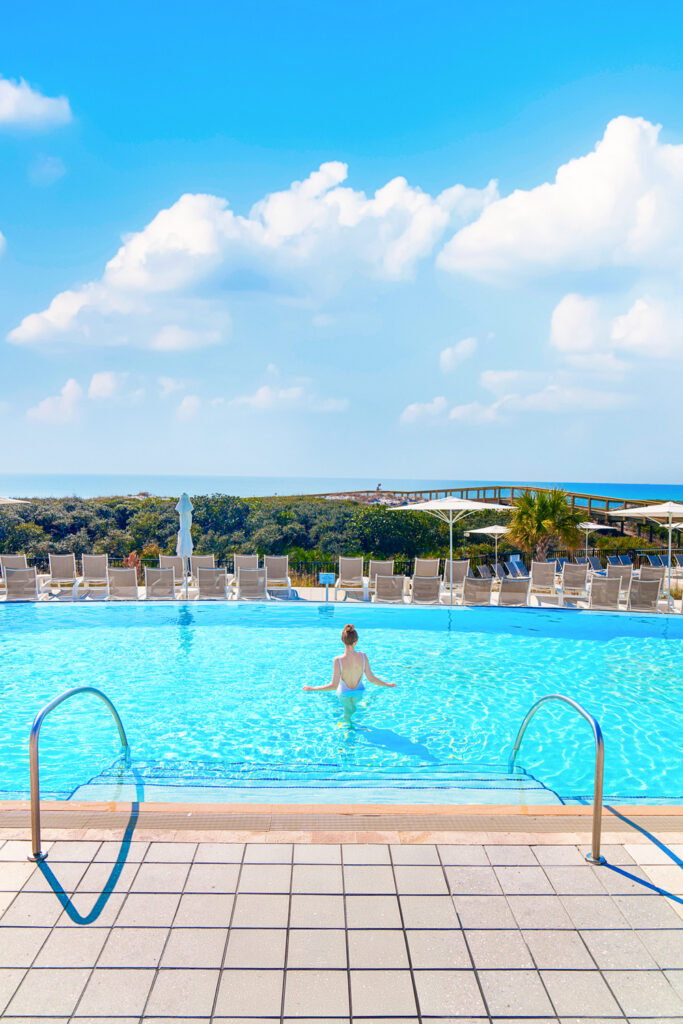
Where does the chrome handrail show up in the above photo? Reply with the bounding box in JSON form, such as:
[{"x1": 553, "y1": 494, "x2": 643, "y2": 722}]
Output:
[
  {"x1": 508, "y1": 694, "x2": 605, "y2": 865},
  {"x1": 28, "y1": 687, "x2": 129, "y2": 862}
]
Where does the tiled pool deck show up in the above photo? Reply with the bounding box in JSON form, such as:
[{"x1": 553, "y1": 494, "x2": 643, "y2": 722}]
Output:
[{"x1": 0, "y1": 825, "x2": 681, "y2": 1021}]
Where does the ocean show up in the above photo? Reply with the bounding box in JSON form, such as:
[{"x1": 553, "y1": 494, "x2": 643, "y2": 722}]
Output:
[{"x1": 0, "y1": 473, "x2": 681, "y2": 501}]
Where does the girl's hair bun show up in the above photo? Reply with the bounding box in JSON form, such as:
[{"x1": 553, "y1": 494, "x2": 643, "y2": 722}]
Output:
[{"x1": 341, "y1": 623, "x2": 358, "y2": 644}]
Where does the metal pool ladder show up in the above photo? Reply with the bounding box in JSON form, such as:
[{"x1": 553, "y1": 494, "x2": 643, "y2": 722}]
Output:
[
  {"x1": 508, "y1": 693, "x2": 605, "y2": 865},
  {"x1": 28, "y1": 687, "x2": 130, "y2": 862}
]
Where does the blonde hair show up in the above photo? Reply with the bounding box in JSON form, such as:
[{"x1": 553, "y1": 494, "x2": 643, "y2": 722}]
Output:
[{"x1": 341, "y1": 623, "x2": 358, "y2": 646}]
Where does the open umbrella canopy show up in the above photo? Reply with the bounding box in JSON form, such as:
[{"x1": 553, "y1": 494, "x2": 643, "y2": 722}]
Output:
[
  {"x1": 577, "y1": 521, "x2": 616, "y2": 558},
  {"x1": 464, "y1": 524, "x2": 509, "y2": 566},
  {"x1": 609, "y1": 502, "x2": 683, "y2": 609}
]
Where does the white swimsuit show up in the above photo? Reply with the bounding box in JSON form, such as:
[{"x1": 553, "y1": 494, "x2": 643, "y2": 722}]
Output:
[{"x1": 337, "y1": 653, "x2": 367, "y2": 696}]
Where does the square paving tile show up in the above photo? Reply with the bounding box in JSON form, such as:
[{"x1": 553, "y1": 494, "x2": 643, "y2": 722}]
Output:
[
  {"x1": 406, "y1": 928, "x2": 470, "y2": 968},
  {"x1": 46, "y1": 841, "x2": 101, "y2": 862},
  {"x1": 437, "y1": 845, "x2": 489, "y2": 865},
  {"x1": 0, "y1": 968, "x2": 27, "y2": 1014},
  {"x1": 6, "y1": 966, "x2": 89, "y2": 1016},
  {"x1": 390, "y1": 843, "x2": 440, "y2": 865},
  {"x1": 643, "y1": 864, "x2": 683, "y2": 895},
  {"x1": 445, "y1": 865, "x2": 502, "y2": 894},
  {"x1": 413, "y1": 968, "x2": 485, "y2": 1015},
  {"x1": 495, "y1": 865, "x2": 554, "y2": 895},
  {"x1": 144, "y1": 841, "x2": 197, "y2": 862},
  {"x1": 76, "y1": 966, "x2": 155, "y2": 1016},
  {"x1": 348, "y1": 929, "x2": 409, "y2": 968},
  {"x1": 130, "y1": 861, "x2": 189, "y2": 893},
  {"x1": 231, "y1": 893, "x2": 289, "y2": 928},
  {"x1": 93, "y1": 840, "x2": 149, "y2": 863},
  {"x1": 522, "y1": 928, "x2": 594, "y2": 969},
  {"x1": 600, "y1": 844, "x2": 635, "y2": 864},
  {"x1": 238, "y1": 864, "x2": 291, "y2": 894},
  {"x1": 57, "y1": 890, "x2": 126, "y2": 927},
  {"x1": 289, "y1": 894, "x2": 345, "y2": 928},
  {"x1": 73, "y1": 860, "x2": 138, "y2": 893},
  {"x1": 284, "y1": 969, "x2": 349, "y2": 1016},
  {"x1": 596, "y1": 864, "x2": 655, "y2": 896},
  {"x1": 98, "y1": 926, "x2": 169, "y2": 967},
  {"x1": 480, "y1": 968, "x2": 554, "y2": 1015},
  {"x1": 346, "y1": 895, "x2": 402, "y2": 928},
  {"x1": 544, "y1": 864, "x2": 609, "y2": 895},
  {"x1": 453, "y1": 894, "x2": 517, "y2": 928},
  {"x1": 0, "y1": 926, "x2": 50, "y2": 967},
  {"x1": 145, "y1": 967, "x2": 219, "y2": 1016},
  {"x1": 343, "y1": 865, "x2": 396, "y2": 894},
  {"x1": 342, "y1": 844, "x2": 391, "y2": 864},
  {"x1": 195, "y1": 842, "x2": 244, "y2": 863},
  {"x1": 287, "y1": 928, "x2": 347, "y2": 968},
  {"x1": 541, "y1": 969, "x2": 621, "y2": 1015},
  {"x1": 117, "y1": 892, "x2": 180, "y2": 927},
  {"x1": 0, "y1": 861, "x2": 40, "y2": 891},
  {"x1": 224, "y1": 928, "x2": 286, "y2": 968},
  {"x1": 244, "y1": 843, "x2": 292, "y2": 863},
  {"x1": 350, "y1": 969, "x2": 416, "y2": 1016},
  {"x1": 215, "y1": 968, "x2": 283, "y2": 1016},
  {"x1": 533, "y1": 844, "x2": 587, "y2": 865},
  {"x1": 184, "y1": 863, "x2": 240, "y2": 893},
  {"x1": 466, "y1": 928, "x2": 535, "y2": 968},
  {"x1": 399, "y1": 894, "x2": 460, "y2": 928},
  {"x1": 291, "y1": 844, "x2": 341, "y2": 864},
  {"x1": 161, "y1": 926, "x2": 228, "y2": 967},
  {"x1": 0, "y1": 840, "x2": 52, "y2": 861},
  {"x1": 485, "y1": 844, "x2": 538, "y2": 865},
  {"x1": 393, "y1": 865, "x2": 448, "y2": 895},
  {"x1": 603, "y1": 969, "x2": 683, "y2": 1016},
  {"x1": 613, "y1": 894, "x2": 683, "y2": 928},
  {"x1": 173, "y1": 892, "x2": 234, "y2": 927},
  {"x1": 639, "y1": 929, "x2": 683, "y2": 969},
  {"x1": 560, "y1": 895, "x2": 629, "y2": 929},
  {"x1": 291, "y1": 864, "x2": 343, "y2": 894},
  {"x1": 581, "y1": 928, "x2": 658, "y2": 969},
  {"x1": 1, "y1": 892, "x2": 65, "y2": 927},
  {"x1": 34, "y1": 925, "x2": 108, "y2": 967}
]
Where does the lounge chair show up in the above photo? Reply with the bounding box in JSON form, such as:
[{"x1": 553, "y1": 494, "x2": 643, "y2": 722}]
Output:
[
  {"x1": 607, "y1": 555, "x2": 621, "y2": 566},
  {"x1": 530, "y1": 561, "x2": 557, "y2": 601},
  {"x1": 413, "y1": 557, "x2": 440, "y2": 578},
  {"x1": 561, "y1": 563, "x2": 589, "y2": 603},
  {"x1": 47, "y1": 553, "x2": 80, "y2": 597},
  {"x1": 640, "y1": 565, "x2": 665, "y2": 584},
  {"x1": 190, "y1": 554, "x2": 215, "y2": 585},
  {"x1": 477, "y1": 564, "x2": 493, "y2": 580},
  {"x1": 504, "y1": 560, "x2": 521, "y2": 578},
  {"x1": 589, "y1": 576, "x2": 621, "y2": 610},
  {"x1": 498, "y1": 577, "x2": 530, "y2": 606},
  {"x1": 588, "y1": 556, "x2": 604, "y2": 573},
  {"x1": 334, "y1": 557, "x2": 368, "y2": 601},
  {"x1": 443, "y1": 559, "x2": 470, "y2": 598},
  {"x1": 264, "y1": 556, "x2": 292, "y2": 597},
  {"x1": 237, "y1": 567, "x2": 269, "y2": 601},
  {"x1": 4, "y1": 567, "x2": 40, "y2": 601},
  {"x1": 462, "y1": 576, "x2": 493, "y2": 606},
  {"x1": 493, "y1": 563, "x2": 507, "y2": 581},
  {"x1": 676, "y1": 554, "x2": 683, "y2": 570},
  {"x1": 107, "y1": 568, "x2": 139, "y2": 600},
  {"x1": 411, "y1": 576, "x2": 441, "y2": 605},
  {"x1": 575, "y1": 556, "x2": 588, "y2": 565},
  {"x1": 619, "y1": 554, "x2": 632, "y2": 566},
  {"x1": 82, "y1": 554, "x2": 108, "y2": 594},
  {"x1": 660, "y1": 554, "x2": 672, "y2": 568},
  {"x1": 368, "y1": 560, "x2": 394, "y2": 595},
  {"x1": 197, "y1": 567, "x2": 229, "y2": 600},
  {"x1": 373, "y1": 574, "x2": 406, "y2": 604},
  {"x1": 628, "y1": 579, "x2": 661, "y2": 613},
  {"x1": 556, "y1": 557, "x2": 569, "y2": 571},
  {"x1": 0, "y1": 554, "x2": 28, "y2": 594},
  {"x1": 646, "y1": 553, "x2": 663, "y2": 567},
  {"x1": 607, "y1": 563, "x2": 632, "y2": 598},
  {"x1": 514, "y1": 561, "x2": 529, "y2": 579},
  {"x1": 145, "y1": 567, "x2": 176, "y2": 600},
  {"x1": 160, "y1": 555, "x2": 186, "y2": 590}
]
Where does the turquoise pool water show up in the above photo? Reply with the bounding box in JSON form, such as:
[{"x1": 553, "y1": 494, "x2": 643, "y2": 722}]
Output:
[{"x1": 1, "y1": 602, "x2": 682, "y2": 804}]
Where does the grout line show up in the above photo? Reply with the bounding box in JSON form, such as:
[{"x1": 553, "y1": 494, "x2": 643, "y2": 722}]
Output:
[{"x1": 279, "y1": 844, "x2": 294, "y2": 1024}]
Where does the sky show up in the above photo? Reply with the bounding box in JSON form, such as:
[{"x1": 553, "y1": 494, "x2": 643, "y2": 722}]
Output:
[{"x1": 2, "y1": 0, "x2": 683, "y2": 483}]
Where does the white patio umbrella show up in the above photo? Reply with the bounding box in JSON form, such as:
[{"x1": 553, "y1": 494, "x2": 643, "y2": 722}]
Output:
[
  {"x1": 608, "y1": 502, "x2": 683, "y2": 610},
  {"x1": 465, "y1": 524, "x2": 509, "y2": 567},
  {"x1": 175, "y1": 492, "x2": 194, "y2": 598},
  {"x1": 577, "y1": 521, "x2": 616, "y2": 561},
  {"x1": 391, "y1": 496, "x2": 508, "y2": 604}
]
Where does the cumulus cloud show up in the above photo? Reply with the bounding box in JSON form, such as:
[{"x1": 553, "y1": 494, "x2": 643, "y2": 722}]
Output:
[
  {"x1": 158, "y1": 376, "x2": 185, "y2": 398},
  {"x1": 0, "y1": 75, "x2": 72, "y2": 128},
  {"x1": 610, "y1": 297, "x2": 683, "y2": 358},
  {"x1": 230, "y1": 372, "x2": 348, "y2": 414},
  {"x1": 7, "y1": 163, "x2": 496, "y2": 348},
  {"x1": 176, "y1": 394, "x2": 201, "y2": 421},
  {"x1": 439, "y1": 116, "x2": 683, "y2": 280},
  {"x1": 27, "y1": 378, "x2": 82, "y2": 424},
  {"x1": 399, "y1": 395, "x2": 448, "y2": 424},
  {"x1": 439, "y1": 337, "x2": 477, "y2": 372},
  {"x1": 88, "y1": 371, "x2": 125, "y2": 399}
]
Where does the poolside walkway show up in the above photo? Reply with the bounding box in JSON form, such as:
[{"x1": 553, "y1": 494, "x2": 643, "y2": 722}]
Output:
[{"x1": 0, "y1": 831, "x2": 681, "y2": 1021}]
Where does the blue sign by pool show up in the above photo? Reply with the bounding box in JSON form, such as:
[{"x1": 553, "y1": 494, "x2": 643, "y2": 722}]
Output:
[{"x1": 319, "y1": 572, "x2": 336, "y2": 585}]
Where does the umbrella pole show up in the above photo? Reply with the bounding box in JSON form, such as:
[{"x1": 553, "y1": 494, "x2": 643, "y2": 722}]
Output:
[
  {"x1": 668, "y1": 516, "x2": 672, "y2": 611},
  {"x1": 495, "y1": 534, "x2": 498, "y2": 569},
  {"x1": 585, "y1": 531, "x2": 588, "y2": 561},
  {"x1": 450, "y1": 513, "x2": 453, "y2": 606}
]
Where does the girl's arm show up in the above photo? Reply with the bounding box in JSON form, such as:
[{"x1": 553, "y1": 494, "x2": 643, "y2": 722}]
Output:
[
  {"x1": 304, "y1": 657, "x2": 341, "y2": 692},
  {"x1": 364, "y1": 654, "x2": 396, "y2": 688}
]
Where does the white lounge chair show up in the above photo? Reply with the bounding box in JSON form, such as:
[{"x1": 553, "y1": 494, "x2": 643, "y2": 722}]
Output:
[
  {"x1": 47, "y1": 553, "x2": 80, "y2": 598},
  {"x1": 229, "y1": 554, "x2": 258, "y2": 592},
  {"x1": 4, "y1": 567, "x2": 40, "y2": 601},
  {"x1": 413, "y1": 557, "x2": 440, "y2": 578},
  {"x1": 160, "y1": 555, "x2": 186, "y2": 591},
  {"x1": 628, "y1": 579, "x2": 661, "y2": 613},
  {"x1": 640, "y1": 565, "x2": 665, "y2": 584},
  {"x1": 373, "y1": 574, "x2": 405, "y2": 603},
  {"x1": 197, "y1": 567, "x2": 229, "y2": 600},
  {"x1": 237, "y1": 567, "x2": 269, "y2": 601},
  {"x1": 368, "y1": 560, "x2": 394, "y2": 595},
  {"x1": 82, "y1": 554, "x2": 109, "y2": 595},
  {"x1": 410, "y1": 576, "x2": 442, "y2": 605},
  {"x1": 190, "y1": 555, "x2": 215, "y2": 585},
  {"x1": 334, "y1": 557, "x2": 368, "y2": 601},
  {"x1": 442, "y1": 559, "x2": 470, "y2": 599},
  {"x1": 498, "y1": 577, "x2": 530, "y2": 607},
  {"x1": 462, "y1": 576, "x2": 493, "y2": 606},
  {"x1": 530, "y1": 561, "x2": 557, "y2": 602},
  {"x1": 607, "y1": 563, "x2": 632, "y2": 600},
  {"x1": 107, "y1": 568, "x2": 139, "y2": 600},
  {"x1": 0, "y1": 554, "x2": 28, "y2": 595},
  {"x1": 561, "y1": 563, "x2": 588, "y2": 604},
  {"x1": 145, "y1": 567, "x2": 176, "y2": 600},
  {"x1": 590, "y1": 577, "x2": 621, "y2": 610},
  {"x1": 264, "y1": 556, "x2": 292, "y2": 597}
]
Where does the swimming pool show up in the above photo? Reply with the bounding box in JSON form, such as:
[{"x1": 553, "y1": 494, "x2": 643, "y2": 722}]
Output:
[{"x1": 1, "y1": 602, "x2": 682, "y2": 805}]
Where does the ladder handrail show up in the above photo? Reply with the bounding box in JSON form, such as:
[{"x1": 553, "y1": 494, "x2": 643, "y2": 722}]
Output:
[
  {"x1": 508, "y1": 693, "x2": 605, "y2": 865},
  {"x1": 29, "y1": 686, "x2": 129, "y2": 862}
]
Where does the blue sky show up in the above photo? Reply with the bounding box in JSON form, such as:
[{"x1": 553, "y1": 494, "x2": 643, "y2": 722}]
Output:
[{"x1": 2, "y1": 0, "x2": 683, "y2": 481}]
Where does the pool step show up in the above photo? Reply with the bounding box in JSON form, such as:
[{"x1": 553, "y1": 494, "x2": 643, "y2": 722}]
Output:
[{"x1": 70, "y1": 759, "x2": 564, "y2": 805}]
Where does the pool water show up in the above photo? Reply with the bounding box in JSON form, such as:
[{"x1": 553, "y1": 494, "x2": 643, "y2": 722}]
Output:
[{"x1": 1, "y1": 602, "x2": 682, "y2": 804}]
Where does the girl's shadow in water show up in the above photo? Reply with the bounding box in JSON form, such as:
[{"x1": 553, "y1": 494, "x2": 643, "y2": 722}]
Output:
[{"x1": 353, "y1": 725, "x2": 440, "y2": 764}]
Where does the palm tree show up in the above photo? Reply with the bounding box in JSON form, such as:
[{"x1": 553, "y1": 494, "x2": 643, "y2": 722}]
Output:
[{"x1": 508, "y1": 489, "x2": 582, "y2": 561}]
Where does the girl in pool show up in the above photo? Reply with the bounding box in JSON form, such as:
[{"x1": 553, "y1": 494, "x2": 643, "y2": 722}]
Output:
[{"x1": 304, "y1": 623, "x2": 395, "y2": 722}]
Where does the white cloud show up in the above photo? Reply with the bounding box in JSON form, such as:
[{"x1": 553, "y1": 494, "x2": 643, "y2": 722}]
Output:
[
  {"x1": 7, "y1": 163, "x2": 496, "y2": 348},
  {"x1": 28, "y1": 154, "x2": 66, "y2": 186},
  {"x1": 176, "y1": 394, "x2": 201, "y2": 421},
  {"x1": 0, "y1": 75, "x2": 72, "y2": 128},
  {"x1": 88, "y1": 371, "x2": 125, "y2": 399},
  {"x1": 439, "y1": 336, "x2": 477, "y2": 372},
  {"x1": 550, "y1": 294, "x2": 603, "y2": 354},
  {"x1": 449, "y1": 400, "x2": 500, "y2": 424},
  {"x1": 230, "y1": 375, "x2": 348, "y2": 414},
  {"x1": 158, "y1": 376, "x2": 185, "y2": 398},
  {"x1": 480, "y1": 369, "x2": 542, "y2": 395},
  {"x1": 611, "y1": 297, "x2": 683, "y2": 358},
  {"x1": 439, "y1": 116, "x2": 683, "y2": 280},
  {"x1": 27, "y1": 378, "x2": 82, "y2": 424},
  {"x1": 400, "y1": 395, "x2": 448, "y2": 424}
]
